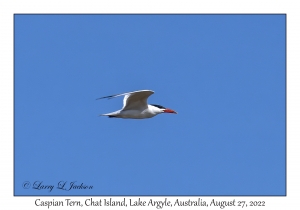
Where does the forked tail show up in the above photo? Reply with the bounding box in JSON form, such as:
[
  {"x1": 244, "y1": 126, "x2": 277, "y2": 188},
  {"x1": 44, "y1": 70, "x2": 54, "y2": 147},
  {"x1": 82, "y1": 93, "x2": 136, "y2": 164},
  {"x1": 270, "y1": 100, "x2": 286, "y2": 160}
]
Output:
[{"x1": 99, "y1": 110, "x2": 120, "y2": 118}]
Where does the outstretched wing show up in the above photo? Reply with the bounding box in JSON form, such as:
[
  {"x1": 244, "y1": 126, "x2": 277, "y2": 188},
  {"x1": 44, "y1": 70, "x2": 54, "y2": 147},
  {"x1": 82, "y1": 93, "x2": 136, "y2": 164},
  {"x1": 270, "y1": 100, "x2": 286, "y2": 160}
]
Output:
[
  {"x1": 122, "y1": 90, "x2": 154, "y2": 111},
  {"x1": 97, "y1": 90, "x2": 154, "y2": 111}
]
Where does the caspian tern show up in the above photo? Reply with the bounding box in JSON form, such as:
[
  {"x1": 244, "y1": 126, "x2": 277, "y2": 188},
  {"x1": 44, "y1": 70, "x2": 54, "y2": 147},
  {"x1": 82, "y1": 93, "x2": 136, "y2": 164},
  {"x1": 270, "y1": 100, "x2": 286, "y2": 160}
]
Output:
[{"x1": 97, "y1": 90, "x2": 177, "y2": 119}]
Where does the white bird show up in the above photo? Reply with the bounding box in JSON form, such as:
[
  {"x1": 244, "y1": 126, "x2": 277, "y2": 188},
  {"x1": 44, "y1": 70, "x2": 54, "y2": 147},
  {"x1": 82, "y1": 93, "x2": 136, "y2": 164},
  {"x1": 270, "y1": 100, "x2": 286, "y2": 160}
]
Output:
[{"x1": 97, "y1": 90, "x2": 177, "y2": 119}]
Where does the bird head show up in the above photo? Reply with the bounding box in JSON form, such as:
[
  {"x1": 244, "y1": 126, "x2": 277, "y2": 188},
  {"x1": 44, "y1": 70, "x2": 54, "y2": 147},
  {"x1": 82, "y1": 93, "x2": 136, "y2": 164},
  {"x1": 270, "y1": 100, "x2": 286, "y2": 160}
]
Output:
[{"x1": 150, "y1": 104, "x2": 177, "y2": 114}]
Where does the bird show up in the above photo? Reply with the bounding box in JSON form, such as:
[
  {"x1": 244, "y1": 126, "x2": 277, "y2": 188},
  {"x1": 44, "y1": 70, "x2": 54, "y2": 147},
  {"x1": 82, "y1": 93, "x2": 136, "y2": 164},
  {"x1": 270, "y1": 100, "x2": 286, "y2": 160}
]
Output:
[{"x1": 97, "y1": 90, "x2": 177, "y2": 119}]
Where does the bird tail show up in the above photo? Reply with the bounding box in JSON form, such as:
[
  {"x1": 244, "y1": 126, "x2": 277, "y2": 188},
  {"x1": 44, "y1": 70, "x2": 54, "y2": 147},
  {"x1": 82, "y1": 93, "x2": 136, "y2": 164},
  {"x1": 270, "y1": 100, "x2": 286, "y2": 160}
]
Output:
[
  {"x1": 99, "y1": 114, "x2": 117, "y2": 118},
  {"x1": 99, "y1": 111, "x2": 120, "y2": 118}
]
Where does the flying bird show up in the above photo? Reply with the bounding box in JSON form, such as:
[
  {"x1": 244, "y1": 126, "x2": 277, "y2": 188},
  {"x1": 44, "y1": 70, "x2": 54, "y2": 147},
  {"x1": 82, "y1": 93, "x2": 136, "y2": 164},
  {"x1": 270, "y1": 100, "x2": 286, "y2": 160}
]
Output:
[{"x1": 97, "y1": 90, "x2": 177, "y2": 119}]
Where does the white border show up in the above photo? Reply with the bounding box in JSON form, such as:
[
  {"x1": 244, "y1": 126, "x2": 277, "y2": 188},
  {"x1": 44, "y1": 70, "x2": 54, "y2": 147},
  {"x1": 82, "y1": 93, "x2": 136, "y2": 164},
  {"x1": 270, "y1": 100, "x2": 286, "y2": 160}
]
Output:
[{"x1": 1, "y1": 0, "x2": 298, "y2": 209}]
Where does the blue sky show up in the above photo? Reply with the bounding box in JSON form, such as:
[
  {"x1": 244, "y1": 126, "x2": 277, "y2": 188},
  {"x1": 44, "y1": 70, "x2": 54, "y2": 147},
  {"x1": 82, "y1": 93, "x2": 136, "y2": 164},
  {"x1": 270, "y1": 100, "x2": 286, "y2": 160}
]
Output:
[{"x1": 14, "y1": 14, "x2": 286, "y2": 196}]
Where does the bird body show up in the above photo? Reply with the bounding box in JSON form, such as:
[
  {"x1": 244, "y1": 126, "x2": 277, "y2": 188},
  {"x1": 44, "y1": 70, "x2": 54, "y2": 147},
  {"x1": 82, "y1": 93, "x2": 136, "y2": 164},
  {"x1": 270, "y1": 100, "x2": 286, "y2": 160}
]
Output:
[{"x1": 97, "y1": 90, "x2": 177, "y2": 119}]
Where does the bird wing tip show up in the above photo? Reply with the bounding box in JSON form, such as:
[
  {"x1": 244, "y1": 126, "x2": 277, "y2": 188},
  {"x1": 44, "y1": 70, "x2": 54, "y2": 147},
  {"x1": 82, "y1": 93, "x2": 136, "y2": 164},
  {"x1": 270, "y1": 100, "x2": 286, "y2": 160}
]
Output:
[
  {"x1": 97, "y1": 90, "x2": 154, "y2": 100},
  {"x1": 96, "y1": 95, "x2": 114, "y2": 100}
]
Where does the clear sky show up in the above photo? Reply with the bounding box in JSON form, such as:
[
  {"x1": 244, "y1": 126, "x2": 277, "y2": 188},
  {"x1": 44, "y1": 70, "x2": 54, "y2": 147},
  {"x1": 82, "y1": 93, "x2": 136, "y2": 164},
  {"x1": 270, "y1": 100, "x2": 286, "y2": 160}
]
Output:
[{"x1": 14, "y1": 14, "x2": 286, "y2": 196}]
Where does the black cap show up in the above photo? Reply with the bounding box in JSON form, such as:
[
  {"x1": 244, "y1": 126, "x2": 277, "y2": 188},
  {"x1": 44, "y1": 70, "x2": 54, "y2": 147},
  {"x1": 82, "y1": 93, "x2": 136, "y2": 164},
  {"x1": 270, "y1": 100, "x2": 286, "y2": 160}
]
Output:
[{"x1": 150, "y1": 104, "x2": 166, "y2": 109}]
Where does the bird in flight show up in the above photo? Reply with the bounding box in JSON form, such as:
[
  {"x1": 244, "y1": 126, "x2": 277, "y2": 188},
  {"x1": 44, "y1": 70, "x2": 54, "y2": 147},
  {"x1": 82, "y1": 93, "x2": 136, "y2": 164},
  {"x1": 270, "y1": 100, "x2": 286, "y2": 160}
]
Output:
[{"x1": 97, "y1": 90, "x2": 177, "y2": 119}]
